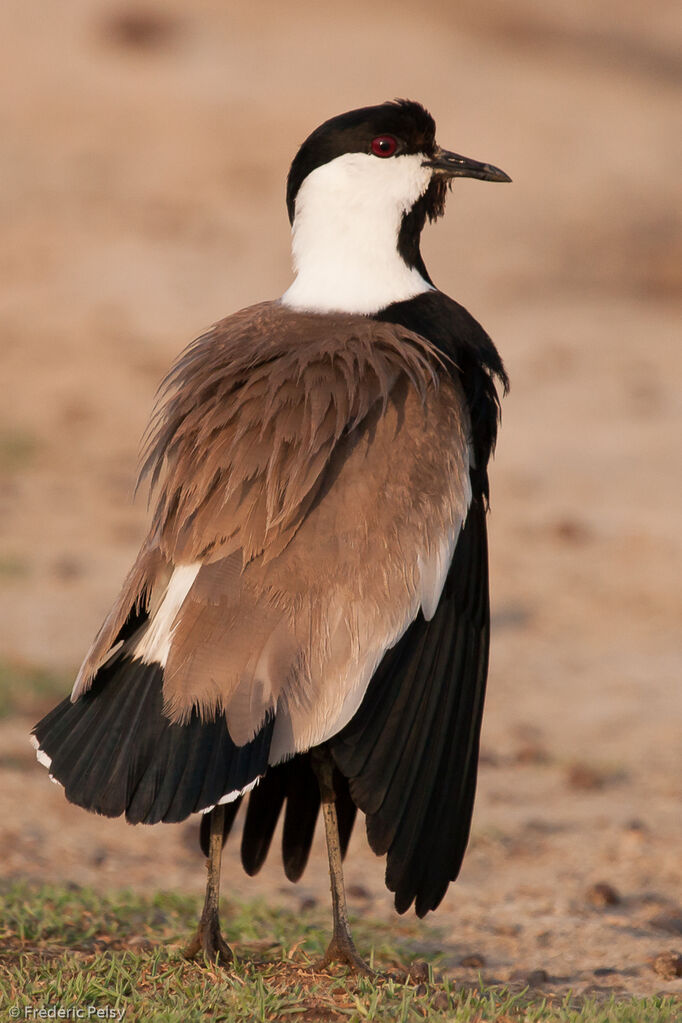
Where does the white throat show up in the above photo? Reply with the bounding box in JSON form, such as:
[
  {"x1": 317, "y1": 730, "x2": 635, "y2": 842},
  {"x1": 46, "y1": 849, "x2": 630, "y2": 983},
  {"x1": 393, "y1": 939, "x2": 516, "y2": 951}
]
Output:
[{"x1": 282, "y1": 152, "x2": 434, "y2": 315}]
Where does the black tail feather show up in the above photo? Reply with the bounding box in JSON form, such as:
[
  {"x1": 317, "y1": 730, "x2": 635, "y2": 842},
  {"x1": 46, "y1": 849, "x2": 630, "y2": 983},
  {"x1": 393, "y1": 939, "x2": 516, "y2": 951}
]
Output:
[
  {"x1": 200, "y1": 753, "x2": 358, "y2": 878},
  {"x1": 33, "y1": 656, "x2": 273, "y2": 826},
  {"x1": 281, "y1": 755, "x2": 321, "y2": 882},
  {"x1": 241, "y1": 764, "x2": 288, "y2": 875},
  {"x1": 35, "y1": 656, "x2": 360, "y2": 882}
]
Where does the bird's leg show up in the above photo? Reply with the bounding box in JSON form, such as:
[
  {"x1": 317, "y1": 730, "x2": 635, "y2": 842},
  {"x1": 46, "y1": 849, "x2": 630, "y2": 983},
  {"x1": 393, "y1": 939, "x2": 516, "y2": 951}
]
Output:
[
  {"x1": 184, "y1": 804, "x2": 233, "y2": 966},
  {"x1": 311, "y1": 748, "x2": 373, "y2": 975}
]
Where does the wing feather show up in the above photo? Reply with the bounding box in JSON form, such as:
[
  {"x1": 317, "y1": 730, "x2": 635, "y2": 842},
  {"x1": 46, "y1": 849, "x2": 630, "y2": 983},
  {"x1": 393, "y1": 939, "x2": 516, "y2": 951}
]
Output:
[
  {"x1": 105, "y1": 302, "x2": 472, "y2": 756},
  {"x1": 54, "y1": 301, "x2": 474, "y2": 845},
  {"x1": 330, "y1": 497, "x2": 490, "y2": 916}
]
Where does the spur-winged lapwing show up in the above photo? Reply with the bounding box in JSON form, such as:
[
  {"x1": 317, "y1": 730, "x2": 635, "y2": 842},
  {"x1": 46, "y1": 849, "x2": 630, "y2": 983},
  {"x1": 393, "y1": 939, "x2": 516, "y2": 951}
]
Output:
[{"x1": 32, "y1": 100, "x2": 510, "y2": 972}]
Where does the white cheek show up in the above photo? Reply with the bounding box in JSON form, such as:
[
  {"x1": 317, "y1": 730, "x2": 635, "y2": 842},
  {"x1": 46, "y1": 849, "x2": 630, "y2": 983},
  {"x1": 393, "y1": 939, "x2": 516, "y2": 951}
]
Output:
[
  {"x1": 320, "y1": 151, "x2": 431, "y2": 211},
  {"x1": 293, "y1": 152, "x2": 432, "y2": 228},
  {"x1": 282, "y1": 152, "x2": 434, "y2": 315}
]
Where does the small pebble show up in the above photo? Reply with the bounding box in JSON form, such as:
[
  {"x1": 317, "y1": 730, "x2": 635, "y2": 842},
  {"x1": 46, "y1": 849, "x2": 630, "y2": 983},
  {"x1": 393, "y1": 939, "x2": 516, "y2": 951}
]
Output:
[
  {"x1": 431, "y1": 991, "x2": 450, "y2": 1011},
  {"x1": 553, "y1": 518, "x2": 591, "y2": 544},
  {"x1": 652, "y1": 951, "x2": 682, "y2": 981},
  {"x1": 346, "y1": 883, "x2": 371, "y2": 900},
  {"x1": 514, "y1": 743, "x2": 549, "y2": 765},
  {"x1": 385, "y1": 970, "x2": 404, "y2": 983},
  {"x1": 408, "y1": 959, "x2": 430, "y2": 984},
  {"x1": 621, "y1": 819, "x2": 648, "y2": 851},
  {"x1": 624, "y1": 818, "x2": 648, "y2": 833},
  {"x1": 513, "y1": 967, "x2": 548, "y2": 986},
  {"x1": 494, "y1": 923, "x2": 521, "y2": 937},
  {"x1": 566, "y1": 763, "x2": 605, "y2": 791},
  {"x1": 99, "y1": 9, "x2": 179, "y2": 50},
  {"x1": 586, "y1": 882, "x2": 621, "y2": 907},
  {"x1": 460, "y1": 953, "x2": 486, "y2": 968}
]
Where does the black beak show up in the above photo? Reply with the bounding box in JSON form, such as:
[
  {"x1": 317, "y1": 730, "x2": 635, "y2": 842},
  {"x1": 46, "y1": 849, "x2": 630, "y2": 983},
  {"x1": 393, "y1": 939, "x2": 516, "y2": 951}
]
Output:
[{"x1": 423, "y1": 146, "x2": 511, "y2": 183}]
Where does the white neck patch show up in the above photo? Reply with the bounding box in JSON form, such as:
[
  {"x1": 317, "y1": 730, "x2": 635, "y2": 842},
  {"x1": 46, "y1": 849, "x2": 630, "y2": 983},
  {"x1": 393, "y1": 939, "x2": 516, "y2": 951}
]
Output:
[{"x1": 281, "y1": 152, "x2": 434, "y2": 316}]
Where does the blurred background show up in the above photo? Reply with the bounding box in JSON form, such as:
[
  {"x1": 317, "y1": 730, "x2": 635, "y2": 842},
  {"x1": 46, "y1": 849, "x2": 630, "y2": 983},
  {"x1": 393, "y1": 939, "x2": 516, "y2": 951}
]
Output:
[{"x1": 1, "y1": 0, "x2": 680, "y2": 998}]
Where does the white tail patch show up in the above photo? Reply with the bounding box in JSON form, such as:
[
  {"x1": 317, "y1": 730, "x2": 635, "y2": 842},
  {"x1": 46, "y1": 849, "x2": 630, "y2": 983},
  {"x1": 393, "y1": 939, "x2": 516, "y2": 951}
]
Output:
[
  {"x1": 31, "y1": 733, "x2": 52, "y2": 769},
  {"x1": 133, "y1": 563, "x2": 201, "y2": 667},
  {"x1": 31, "y1": 734, "x2": 63, "y2": 787},
  {"x1": 200, "y1": 775, "x2": 261, "y2": 813}
]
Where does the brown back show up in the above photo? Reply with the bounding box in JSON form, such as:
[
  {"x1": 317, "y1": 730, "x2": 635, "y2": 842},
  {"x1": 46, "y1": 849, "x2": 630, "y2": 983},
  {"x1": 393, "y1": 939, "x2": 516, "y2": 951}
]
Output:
[{"x1": 73, "y1": 301, "x2": 471, "y2": 761}]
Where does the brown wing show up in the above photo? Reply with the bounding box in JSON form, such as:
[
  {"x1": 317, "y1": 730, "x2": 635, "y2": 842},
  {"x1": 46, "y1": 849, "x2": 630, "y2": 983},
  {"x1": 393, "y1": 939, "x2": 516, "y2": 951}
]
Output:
[{"x1": 73, "y1": 301, "x2": 471, "y2": 761}]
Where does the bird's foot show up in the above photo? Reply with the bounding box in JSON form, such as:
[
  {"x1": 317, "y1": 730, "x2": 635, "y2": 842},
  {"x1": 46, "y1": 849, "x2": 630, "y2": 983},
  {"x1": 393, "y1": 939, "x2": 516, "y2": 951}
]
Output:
[
  {"x1": 184, "y1": 915, "x2": 233, "y2": 967},
  {"x1": 314, "y1": 931, "x2": 375, "y2": 976}
]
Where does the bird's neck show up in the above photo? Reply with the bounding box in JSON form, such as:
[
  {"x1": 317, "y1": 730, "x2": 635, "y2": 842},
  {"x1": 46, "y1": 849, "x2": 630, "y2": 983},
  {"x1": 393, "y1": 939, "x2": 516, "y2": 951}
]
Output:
[{"x1": 281, "y1": 158, "x2": 433, "y2": 316}]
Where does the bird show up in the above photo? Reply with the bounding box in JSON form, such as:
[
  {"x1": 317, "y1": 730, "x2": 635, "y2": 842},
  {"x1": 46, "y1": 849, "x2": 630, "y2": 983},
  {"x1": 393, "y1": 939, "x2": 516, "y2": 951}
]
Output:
[{"x1": 32, "y1": 99, "x2": 510, "y2": 973}]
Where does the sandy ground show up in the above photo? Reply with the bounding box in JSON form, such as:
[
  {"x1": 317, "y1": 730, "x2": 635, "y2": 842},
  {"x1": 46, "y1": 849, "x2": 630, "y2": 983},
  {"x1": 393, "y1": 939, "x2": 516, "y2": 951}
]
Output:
[{"x1": 1, "y1": 0, "x2": 681, "y2": 1002}]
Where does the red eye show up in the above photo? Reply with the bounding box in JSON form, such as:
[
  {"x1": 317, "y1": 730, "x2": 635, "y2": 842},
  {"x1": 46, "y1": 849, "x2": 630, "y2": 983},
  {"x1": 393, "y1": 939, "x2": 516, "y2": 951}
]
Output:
[{"x1": 371, "y1": 135, "x2": 398, "y2": 158}]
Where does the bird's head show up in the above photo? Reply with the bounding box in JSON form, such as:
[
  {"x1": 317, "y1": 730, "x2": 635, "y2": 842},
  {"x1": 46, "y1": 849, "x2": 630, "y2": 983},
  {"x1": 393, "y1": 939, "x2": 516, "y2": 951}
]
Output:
[{"x1": 282, "y1": 100, "x2": 510, "y2": 315}]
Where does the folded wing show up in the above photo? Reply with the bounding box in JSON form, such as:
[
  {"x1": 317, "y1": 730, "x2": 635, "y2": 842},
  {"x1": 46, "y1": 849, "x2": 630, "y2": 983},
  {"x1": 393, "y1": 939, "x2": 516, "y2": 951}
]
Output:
[
  {"x1": 72, "y1": 301, "x2": 471, "y2": 764},
  {"x1": 37, "y1": 301, "x2": 472, "y2": 827}
]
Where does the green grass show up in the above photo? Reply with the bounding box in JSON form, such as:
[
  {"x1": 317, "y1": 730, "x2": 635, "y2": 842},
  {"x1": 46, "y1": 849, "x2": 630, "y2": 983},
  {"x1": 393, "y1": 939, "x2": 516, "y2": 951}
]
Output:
[
  {"x1": 0, "y1": 883, "x2": 677, "y2": 1022},
  {"x1": 0, "y1": 659, "x2": 71, "y2": 719}
]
